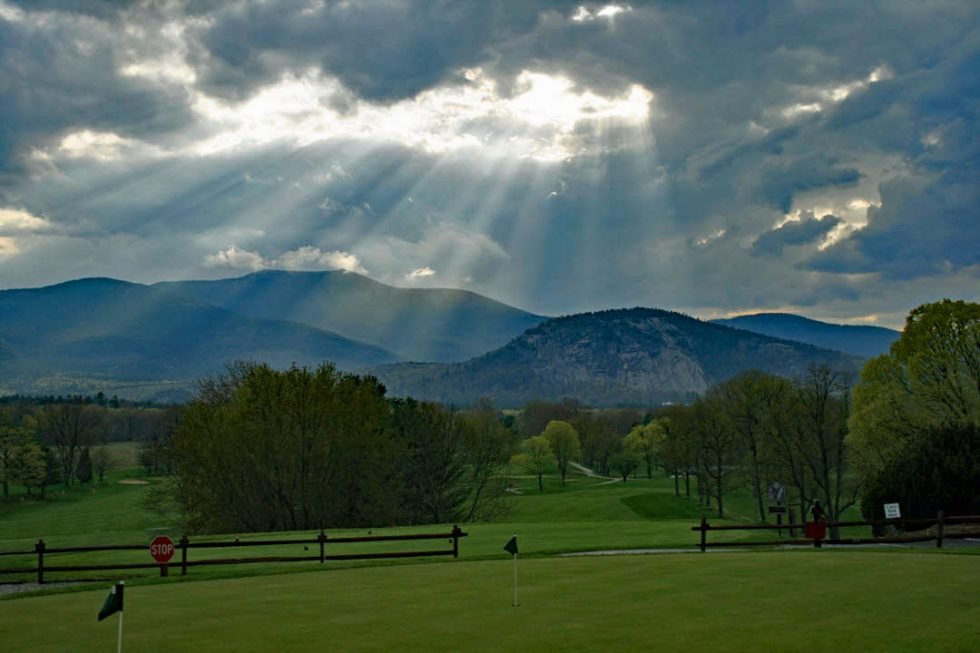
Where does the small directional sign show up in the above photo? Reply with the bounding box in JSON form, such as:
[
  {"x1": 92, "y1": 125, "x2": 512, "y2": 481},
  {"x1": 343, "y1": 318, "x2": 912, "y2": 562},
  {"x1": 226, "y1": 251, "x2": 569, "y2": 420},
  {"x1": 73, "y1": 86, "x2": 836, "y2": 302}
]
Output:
[{"x1": 884, "y1": 502, "x2": 901, "y2": 519}]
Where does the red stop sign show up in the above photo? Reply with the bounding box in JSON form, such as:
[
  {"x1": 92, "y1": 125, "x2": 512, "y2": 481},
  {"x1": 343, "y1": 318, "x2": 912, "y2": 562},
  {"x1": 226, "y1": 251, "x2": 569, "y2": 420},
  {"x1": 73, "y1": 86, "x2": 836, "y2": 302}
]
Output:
[{"x1": 150, "y1": 535, "x2": 175, "y2": 563}]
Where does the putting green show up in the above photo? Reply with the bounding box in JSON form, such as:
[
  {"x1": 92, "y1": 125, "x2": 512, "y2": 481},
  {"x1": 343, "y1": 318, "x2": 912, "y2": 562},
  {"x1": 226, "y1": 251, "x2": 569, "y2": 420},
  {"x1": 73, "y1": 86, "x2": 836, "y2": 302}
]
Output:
[{"x1": 3, "y1": 551, "x2": 978, "y2": 652}]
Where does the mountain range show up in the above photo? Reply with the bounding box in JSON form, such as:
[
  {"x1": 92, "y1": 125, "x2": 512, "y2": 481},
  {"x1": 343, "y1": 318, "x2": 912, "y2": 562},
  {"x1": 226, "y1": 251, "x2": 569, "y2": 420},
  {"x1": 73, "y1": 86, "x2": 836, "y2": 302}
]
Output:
[
  {"x1": 371, "y1": 308, "x2": 860, "y2": 406},
  {"x1": 154, "y1": 270, "x2": 545, "y2": 363},
  {"x1": 0, "y1": 278, "x2": 397, "y2": 401},
  {"x1": 0, "y1": 271, "x2": 887, "y2": 404},
  {"x1": 711, "y1": 313, "x2": 899, "y2": 359}
]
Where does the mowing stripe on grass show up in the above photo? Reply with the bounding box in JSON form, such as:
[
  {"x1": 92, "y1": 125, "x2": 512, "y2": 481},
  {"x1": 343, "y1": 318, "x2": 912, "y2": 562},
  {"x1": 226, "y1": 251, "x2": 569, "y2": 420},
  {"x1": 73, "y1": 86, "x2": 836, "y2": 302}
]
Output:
[{"x1": 2, "y1": 552, "x2": 978, "y2": 652}]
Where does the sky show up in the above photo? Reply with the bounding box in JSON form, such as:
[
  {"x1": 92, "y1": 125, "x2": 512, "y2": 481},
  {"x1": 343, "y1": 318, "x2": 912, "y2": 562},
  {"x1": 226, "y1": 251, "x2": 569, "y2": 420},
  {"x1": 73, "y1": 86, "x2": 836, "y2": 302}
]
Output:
[{"x1": 0, "y1": 1, "x2": 977, "y2": 329}]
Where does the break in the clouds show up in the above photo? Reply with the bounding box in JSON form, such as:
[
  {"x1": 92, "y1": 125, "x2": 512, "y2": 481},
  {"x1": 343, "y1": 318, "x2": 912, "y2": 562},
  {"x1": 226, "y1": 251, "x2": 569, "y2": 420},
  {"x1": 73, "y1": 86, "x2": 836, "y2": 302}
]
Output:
[
  {"x1": 205, "y1": 245, "x2": 367, "y2": 275},
  {"x1": 0, "y1": 1, "x2": 978, "y2": 328}
]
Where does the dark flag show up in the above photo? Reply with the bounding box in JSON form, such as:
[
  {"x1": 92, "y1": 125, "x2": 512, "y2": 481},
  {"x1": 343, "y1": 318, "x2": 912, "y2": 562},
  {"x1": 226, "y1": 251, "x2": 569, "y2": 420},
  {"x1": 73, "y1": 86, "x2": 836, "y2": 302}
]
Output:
[
  {"x1": 98, "y1": 582, "x2": 124, "y2": 622},
  {"x1": 504, "y1": 535, "x2": 518, "y2": 556}
]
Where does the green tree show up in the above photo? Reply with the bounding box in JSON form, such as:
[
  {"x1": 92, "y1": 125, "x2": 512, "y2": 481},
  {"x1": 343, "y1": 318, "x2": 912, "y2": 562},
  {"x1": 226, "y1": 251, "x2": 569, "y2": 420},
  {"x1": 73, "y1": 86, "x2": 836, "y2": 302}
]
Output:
[
  {"x1": 391, "y1": 398, "x2": 466, "y2": 525},
  {"x1": 610, "y1": 450, "x2": 639, "y2": 482},
  {"x1": 542, "y1": 420, "x2": 581, "y2": 486},
  {"x1": 12, "y1": 441, "x2": 46, "y2": 497},
  {"x1": 624, "y1": 420, "x2": 663, "y2": 479},
  {"x1": 575, "y1": 413, "x2": 620, "y2": 476},
  {"x1": 516, "y1": 435, "x2": 554, "y2": 492},
  {"x1": 0, "y1": 415, "x2": 29, "y2": 500},
  {"x1": 660, "y1": 405, "x2": 699, "y2": 498},
  {"x1": 174, "y1": 363, "x2": 397, "y2": 533},
  {"x1": 459, "y1": 401, "x2": 516, "y2": 522},
  {"x1": 75, "y1": 447, "x2": 93, "y2": 484},
  {"x1": 38, "y1": 402, "x2": 105, "y2": 486},
  {"x1": 861, "y1": 422, "x2": 980, "y2": 520},
  {"x1": 92, "y1": 446, "x2": 112, "y2": 482},
  {"x1": 849, "y1": 300, "x2": 980, "y2": 482},
  {"x1": 517, "y1": 399, "x2": 581, "y2": 437},
  {"x1": 718, "y1": 371, "x2": 790, "y2": 522},
  {"x1": 796, "y1": 366, "x2": 857, "y2": 537},
  {"x1": 694, "y1": 392, "x2": 741, "y2": 518}
]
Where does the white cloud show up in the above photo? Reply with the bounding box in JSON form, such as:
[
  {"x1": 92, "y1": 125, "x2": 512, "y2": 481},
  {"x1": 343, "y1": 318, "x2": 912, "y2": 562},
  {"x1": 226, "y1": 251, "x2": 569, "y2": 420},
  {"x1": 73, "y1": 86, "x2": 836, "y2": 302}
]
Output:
[
  {"x1": 204, "y1": 245, "x2": 266, "y2": 270},
  {"x1": 571, "y1": 4, "x2": 631, "y2": 22},
  {"x1": 407, "y1": 266, "x2": 436, "y2": 279},
  {"x1": 773, "y1": 66, "x2": 892, "y2": 123},
  {"x1": 0, "y1": 237, "x2": 18, "y2": 258},
  {"x1": 356, "y1": 221, "x2": 508, "y2": 289},
  {"x1": 58, "y1": 130, "x2": 159, "y2": 161},
  {"x1": 0, "y1": 208, "x2": 50, "y2": 234},
  {"x1": 203, "y1": 245, "x2": 366, "y2": 274},
  {"x1": 189, "y1": 67, "x2": 652, "y2": 162},
  {"x1": 0, "y1": 1, "x2": 24, "y2": 22},
  {"x1": 275, "y1": 246, "x2": 367, "y2": 273}
]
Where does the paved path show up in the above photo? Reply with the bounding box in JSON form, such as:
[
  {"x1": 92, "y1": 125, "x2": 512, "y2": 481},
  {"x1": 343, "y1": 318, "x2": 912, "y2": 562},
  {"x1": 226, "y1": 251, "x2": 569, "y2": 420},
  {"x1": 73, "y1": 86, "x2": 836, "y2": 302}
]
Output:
[{"x1": 568, "y1": 461, "x2": 621, "y2": 485}]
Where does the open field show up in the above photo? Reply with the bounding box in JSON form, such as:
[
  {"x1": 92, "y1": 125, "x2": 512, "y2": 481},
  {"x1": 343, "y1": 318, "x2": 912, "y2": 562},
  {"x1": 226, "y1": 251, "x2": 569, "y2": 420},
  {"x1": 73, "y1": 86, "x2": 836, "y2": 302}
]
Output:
[
  {"x1": 3, "y1": 553, "x2": 979, "y2": 652},
  {"x1": 3, "y1": 459, "x2": 978, "y2": 651},
  {"x1": 1, "y1": 469, "x2": 826, "y2": 584}
]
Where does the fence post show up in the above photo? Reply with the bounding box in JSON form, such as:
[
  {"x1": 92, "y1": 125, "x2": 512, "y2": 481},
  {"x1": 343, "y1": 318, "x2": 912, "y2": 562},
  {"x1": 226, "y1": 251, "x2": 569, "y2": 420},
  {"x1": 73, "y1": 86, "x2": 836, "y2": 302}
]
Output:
[
  {"x1": 936, "y1": 510, "x2": 944, "y2": 549},
  {"x1": 451, "y1": 525, "x2": 461, "y2": 558},
  {"x1": 319, "y1": 529, "x2": 326, "y2": 564},
  {"x1": 699, "y1": 517, "x2": 708, "y2": 552},
  {"x1": 789, "y1": 508, "x2": 796, "y2": 537},
  {"x1": 36, "y1": 539, "x2": 45, "y2": 585},
  {"x1": 180, "y1": 535, "x2": 189, "y2": 576}
]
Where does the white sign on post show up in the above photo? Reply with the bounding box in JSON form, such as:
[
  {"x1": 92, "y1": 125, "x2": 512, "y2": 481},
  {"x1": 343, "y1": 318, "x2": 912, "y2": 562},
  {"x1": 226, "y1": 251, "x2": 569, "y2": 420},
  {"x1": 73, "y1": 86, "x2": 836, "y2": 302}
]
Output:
[{"x1": 884, "y1": 502, "x2": 901, "y2": 519}]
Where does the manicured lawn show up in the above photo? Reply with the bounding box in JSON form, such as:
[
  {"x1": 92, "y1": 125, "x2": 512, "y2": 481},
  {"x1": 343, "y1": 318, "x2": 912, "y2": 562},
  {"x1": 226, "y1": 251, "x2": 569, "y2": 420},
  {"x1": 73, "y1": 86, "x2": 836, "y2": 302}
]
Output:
[{"x1": 2, "y1": 552, "x2": 978, "y2": 652}]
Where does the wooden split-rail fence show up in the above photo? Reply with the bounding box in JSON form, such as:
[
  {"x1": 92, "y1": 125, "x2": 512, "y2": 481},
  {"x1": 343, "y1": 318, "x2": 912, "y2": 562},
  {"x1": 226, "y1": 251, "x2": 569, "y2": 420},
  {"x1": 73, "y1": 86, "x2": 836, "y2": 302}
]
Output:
[
  {"x1": 692, "y1": 511, "x2": 980, "y2": 551},
  {"x1": 0, "y1": 526, "x2": 467, "y2": 584}
]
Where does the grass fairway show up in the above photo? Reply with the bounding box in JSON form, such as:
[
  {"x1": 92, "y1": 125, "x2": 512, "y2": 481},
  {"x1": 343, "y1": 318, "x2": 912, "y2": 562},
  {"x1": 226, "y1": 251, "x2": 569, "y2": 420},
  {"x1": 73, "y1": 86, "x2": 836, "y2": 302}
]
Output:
[{"x1": 2, "y1": 552, "x2": 978, "y2": 652}]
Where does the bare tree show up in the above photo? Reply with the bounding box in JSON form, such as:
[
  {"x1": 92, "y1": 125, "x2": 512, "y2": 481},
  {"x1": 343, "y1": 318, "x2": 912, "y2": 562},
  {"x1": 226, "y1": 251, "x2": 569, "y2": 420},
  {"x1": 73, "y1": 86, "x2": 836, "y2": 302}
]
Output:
[
  {"x1": 38, "y1": 402, "x2": 105, "y2": 487},
  {"x1": 796, "y1": 366, "x2": 859, "y2": 538}
]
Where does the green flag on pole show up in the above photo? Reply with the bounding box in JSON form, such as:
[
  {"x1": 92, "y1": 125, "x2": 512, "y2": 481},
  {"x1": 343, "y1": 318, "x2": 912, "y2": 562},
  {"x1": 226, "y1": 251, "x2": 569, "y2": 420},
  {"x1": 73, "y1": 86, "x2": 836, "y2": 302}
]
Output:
[
  {"x1": 98, "y1": 582, "x2": 124, "y2": 621},
  {"x1": 504, "y1": 535, "x2": 518, "y2": 556}
]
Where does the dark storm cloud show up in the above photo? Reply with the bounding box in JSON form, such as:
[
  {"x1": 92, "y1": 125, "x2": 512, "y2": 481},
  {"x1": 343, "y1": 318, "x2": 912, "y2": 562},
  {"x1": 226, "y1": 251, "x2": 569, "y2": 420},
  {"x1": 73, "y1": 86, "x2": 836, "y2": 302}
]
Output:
[
  {"x1": 752, "y1": 213, "x2": 842, "y2": 257},
  {"x1": 0, "y1": 0, "x2": 977, "y2": 326},
  {"x1": 187, "y1": 1, "x2": 515, "y2": 102},
  {"x1": 0, "y1": 5, "x2": 195, "y2": 187},
  {"x1": 810, "y1": 167, "x2": 980, "y2": 279}
]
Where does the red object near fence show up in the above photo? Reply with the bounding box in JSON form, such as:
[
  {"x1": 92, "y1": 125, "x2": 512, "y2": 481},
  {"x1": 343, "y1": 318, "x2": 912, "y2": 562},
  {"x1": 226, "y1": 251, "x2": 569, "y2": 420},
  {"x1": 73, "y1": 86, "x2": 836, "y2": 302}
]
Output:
[
  {"x1": 804, "y1": 521, "x2": 826, "y2": 539},
  {"x1": 150, "y1": 535, "x2": 175, "y2": 564}
]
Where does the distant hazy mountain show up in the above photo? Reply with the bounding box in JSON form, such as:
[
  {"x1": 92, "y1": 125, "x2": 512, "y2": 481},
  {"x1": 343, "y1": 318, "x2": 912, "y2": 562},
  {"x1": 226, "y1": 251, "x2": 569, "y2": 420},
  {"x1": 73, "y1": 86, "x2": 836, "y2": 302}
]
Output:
[
  {"x1": 155, "y1": 270, "x2": 546, "y2": 362},
  {"x1": 710, "y1": 313, "x2": 900, "y2": 358},
  {"x1": 373, "y1": 308, "x2": 860, "y2": 407},
  {"x1": 0, "y1": 278, "x2": 397, "y2": 401}
]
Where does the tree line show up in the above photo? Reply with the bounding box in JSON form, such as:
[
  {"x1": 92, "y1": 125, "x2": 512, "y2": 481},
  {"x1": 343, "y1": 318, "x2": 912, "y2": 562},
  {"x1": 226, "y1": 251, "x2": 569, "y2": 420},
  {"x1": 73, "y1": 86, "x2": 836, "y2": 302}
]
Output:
[
  {"x1": 168, "y1": 362, "x2": 514, "y2": 533},
  {"x1": 509, "y1": 300, "x2": 979, "y2": 538},
  {"x1": 5, "y1": 299, "x2": 975, "y2": 541},
  {"x1": 0, "y1": 398, "x2": 179, "y2": 499}
]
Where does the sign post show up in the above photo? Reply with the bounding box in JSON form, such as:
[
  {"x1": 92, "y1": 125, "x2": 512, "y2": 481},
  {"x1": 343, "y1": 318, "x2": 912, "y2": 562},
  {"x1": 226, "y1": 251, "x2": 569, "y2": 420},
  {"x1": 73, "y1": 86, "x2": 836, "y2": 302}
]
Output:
[
  {"x1": 150, "y1": 535, "x2": 175, "y2": 576},
  {"x1": 767, "y1": 483, "x2": 787, "y2": 535}
]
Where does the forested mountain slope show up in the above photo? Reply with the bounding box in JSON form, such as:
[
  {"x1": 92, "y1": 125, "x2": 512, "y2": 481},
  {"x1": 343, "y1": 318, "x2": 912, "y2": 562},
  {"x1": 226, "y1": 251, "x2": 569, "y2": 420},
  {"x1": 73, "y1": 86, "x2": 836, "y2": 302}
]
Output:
[
  {"x1": 374, "y1": 308, "x2": 860, "y2": 406},
  {"x1": 156, "y1": 270, "x2": 546, "y2": 362}
]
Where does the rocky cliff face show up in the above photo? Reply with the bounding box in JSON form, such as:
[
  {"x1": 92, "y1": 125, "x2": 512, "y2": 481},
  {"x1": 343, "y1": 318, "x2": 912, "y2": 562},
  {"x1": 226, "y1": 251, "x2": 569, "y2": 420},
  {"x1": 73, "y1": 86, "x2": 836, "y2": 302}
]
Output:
[{"x1": 374, "y1": 308, "x2": 859, "y2": 406}]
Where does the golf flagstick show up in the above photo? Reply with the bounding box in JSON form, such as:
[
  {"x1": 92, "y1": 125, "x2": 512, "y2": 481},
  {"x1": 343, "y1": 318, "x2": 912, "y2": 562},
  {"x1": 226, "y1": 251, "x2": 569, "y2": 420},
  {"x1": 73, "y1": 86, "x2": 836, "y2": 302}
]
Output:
[
  {"x1": 513, "y1": 548, "x2": 519, "y2": 607},
  {"x1": 504, "y1": 535, "x2": 519, "y2": 606},
  {"x1": 117, "y1": 602, "x2": 124, "y2": 653}
]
